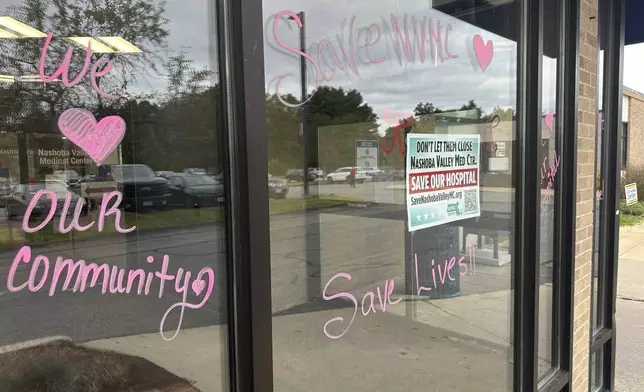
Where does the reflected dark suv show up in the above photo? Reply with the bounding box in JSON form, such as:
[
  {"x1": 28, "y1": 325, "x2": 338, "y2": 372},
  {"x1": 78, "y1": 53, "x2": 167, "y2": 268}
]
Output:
[
  {"x1": 89, "y1": 164, "x2": 171, "y2": 211},
  {"x1": 285, "y1": 169, "x2": 315, "y2": 182}
]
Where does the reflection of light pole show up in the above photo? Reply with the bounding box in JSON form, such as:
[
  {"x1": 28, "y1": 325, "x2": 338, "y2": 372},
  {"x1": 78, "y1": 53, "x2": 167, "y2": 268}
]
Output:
[{"x1": 288, "y1": 11, "x2": 309, "y2": 196}]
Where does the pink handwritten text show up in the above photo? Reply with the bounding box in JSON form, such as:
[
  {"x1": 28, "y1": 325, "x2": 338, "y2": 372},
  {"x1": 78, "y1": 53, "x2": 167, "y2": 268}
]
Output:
[
  {"x1": 541, "y1": 155, "x2": 560, "y2": 197},
  {"x1": 322, "y1": 250, "x2": 476, "y2": 339},
  {"x1": 7, "y1": 246, "x2": 214, "y2": 341},
  {"x1": 39, "y1": 32, "x2": 119, "y2": 99},
  {"x1": 540, "y1": 154, "x2": 560, "y2": 225},
  {"x1": 272, "y1": 11, "x2": 458, "y2": 107},
  {"x1": 22, "y1": 190, "x2": 135, "y2": 234}
]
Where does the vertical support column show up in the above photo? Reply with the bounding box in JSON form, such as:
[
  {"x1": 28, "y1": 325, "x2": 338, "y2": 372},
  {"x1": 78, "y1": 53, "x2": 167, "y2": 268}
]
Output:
[
  {"x1": 600, "y1": 0, "x2": 625, "y2": 389},
  {"x1": 217, "y1": 0, "x2": 274, "y2": 390},
  {"x1": 514, "y1": 0, "x2": 543, "y2": 390}
]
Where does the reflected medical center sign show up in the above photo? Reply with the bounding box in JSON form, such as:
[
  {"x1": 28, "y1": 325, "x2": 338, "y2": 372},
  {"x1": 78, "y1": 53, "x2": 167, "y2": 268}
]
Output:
[
  {"x1": 355, "y1": 140, "x2": 378, "y2": 169},
  {"x1": 406, "y1": 134, "x2": 481, "y2": 232}
]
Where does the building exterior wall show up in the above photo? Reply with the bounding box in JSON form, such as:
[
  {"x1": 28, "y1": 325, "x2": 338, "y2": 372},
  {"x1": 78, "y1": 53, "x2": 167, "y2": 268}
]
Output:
[
  {"x1": 572, "y1": 0, "x2": 598, "y2": 390},
  {"x1": 624, "y1": 88, "x2": 644, "y2": 168}
]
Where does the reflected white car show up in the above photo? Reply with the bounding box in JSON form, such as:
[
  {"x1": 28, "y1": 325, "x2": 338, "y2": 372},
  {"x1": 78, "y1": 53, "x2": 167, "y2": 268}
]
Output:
[{"x1": 326, "y1": 167, "x2": 368, "y2": 183}]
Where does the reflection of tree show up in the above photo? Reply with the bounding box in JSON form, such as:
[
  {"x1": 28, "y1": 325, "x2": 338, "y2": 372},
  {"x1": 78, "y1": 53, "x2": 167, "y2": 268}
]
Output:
[
  {"x1": 266, "y1": 86, "x2": 379, "y2": 174},
  {"x1": 0, "y1": 0, "x2": 169, "y2": 109},
  {"x1": 308, "y1": 87, "x2": 378, "y2": 169},
  {"x1": 106, "y1": 54, "x2": 220, "y2": 172},
  {"x1": 0, "y1": 0, "x2": 170, "y2": 180},
  {"x1": 379, "y1": 101, "x2": 485, "y2": 169}
]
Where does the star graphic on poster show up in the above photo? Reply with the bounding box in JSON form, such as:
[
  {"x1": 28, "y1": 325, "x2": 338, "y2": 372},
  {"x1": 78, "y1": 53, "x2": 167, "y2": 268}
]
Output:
[
  {"x1": 431, "y1": 212, "x2": 435, "y2": 218},
  {"x1": 417, "y1": 214, "x2": 422, "y2": 222},
  {"x1": 424, "y1": 213, "x2": 429, "y2": 221}
]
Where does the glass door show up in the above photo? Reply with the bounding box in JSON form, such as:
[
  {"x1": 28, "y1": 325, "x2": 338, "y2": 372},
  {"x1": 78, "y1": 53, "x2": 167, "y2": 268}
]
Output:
[{"x1": 261, "y1": 1, "x2": 519, "y2": 390}]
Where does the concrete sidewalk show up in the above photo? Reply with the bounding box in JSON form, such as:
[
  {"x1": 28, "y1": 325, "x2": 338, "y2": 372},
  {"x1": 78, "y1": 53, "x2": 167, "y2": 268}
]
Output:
[
  {"x1": 615, "y1": 224, "x2": 644, "y2": 392},
  {"x1": 81, "y1": 258, "x2": 529, "y2": 391},
  {"x1": 86, "y1": 309, "x2": 513, "y2": 392}
]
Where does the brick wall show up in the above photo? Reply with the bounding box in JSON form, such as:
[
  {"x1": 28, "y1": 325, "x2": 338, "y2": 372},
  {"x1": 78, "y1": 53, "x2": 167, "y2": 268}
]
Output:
[
  {"x1": 624, "y1": 88, "x2": 644, "y2": 169},
  {"x1": 572, "y1": 0, "x2": 598, "y2": 390}
]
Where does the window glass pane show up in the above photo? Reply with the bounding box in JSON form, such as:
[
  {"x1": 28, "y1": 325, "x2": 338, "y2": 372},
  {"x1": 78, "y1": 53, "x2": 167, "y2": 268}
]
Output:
[
  {"x1": 262, "y1": 1, "x2": 518, "y2": 390},
  {"x1": 538, "y1": 0, "x2": 561, "y2": 378},
  {"x1": 0, "y1": 1, "x2": 229, "y2": 390},
  {"x1": 621, "y1": 122, "x2": 628, "y2": 169},
  {"x1": 591, "y1": 349, "x2": 604, "y2": 391},
  {"x1": 592, "y1": 0, "x2": 606, "y2": 331}
]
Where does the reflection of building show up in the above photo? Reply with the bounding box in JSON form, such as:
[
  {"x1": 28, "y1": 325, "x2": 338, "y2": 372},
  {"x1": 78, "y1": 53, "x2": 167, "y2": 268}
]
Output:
[
  {"x1": 0, "y1": 132, "x2": 119, "y2": 180},
  {"x1": 615, "y1": 86, "x2": 644, "y2": 170}
]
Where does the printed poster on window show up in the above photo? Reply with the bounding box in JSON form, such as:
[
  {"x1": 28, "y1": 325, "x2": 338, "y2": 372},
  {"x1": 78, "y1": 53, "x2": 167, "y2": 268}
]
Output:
[
  {"x1": 406, "y1": 134, "x2": 481, "y2": 232},
  {"x1": 625, "y1": 182, "x2": 638, "y2": 206}
]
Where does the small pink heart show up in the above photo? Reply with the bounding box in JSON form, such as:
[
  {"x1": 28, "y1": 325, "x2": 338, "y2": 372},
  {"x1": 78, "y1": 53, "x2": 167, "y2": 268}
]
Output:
[
  {"x1": 473, "y1": 34, "x2": 494, "y2": 72},
  {"x1": 192, "y1": 279, "x2": 206, "y2": 296},
  {"x1": 58, "y1": 108, "x2": 126, "y2": 165},
  {"x1": 544, "y1": 111, "x2": 554, "y2": 132}
]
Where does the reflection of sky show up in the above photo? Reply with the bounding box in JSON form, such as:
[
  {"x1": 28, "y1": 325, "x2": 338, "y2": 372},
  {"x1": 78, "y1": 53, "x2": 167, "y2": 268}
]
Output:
[
  {"x1": 0, "y1": 0, "x2": 570, "y2": 119},
  {"x1": 0, "y1": 0, "x2": 219, "y2": 95},
  {"x1": 129, "y1": 0, "x2": 219, "y2": 93},
  {"x1": 624, "y1": 44, "x2": 644, "y2": 97},
  {"x1": 262, "y1": 0, "x2": 557, "y2": 128}
]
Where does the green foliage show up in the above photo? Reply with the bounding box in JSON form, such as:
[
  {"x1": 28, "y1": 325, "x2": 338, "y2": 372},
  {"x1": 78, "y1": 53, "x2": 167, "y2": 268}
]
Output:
[
  {"x1": 620, "y1": 213, "x2": 644, "y2": 226},
  {"x1": 620, "y1": 200, "x2": 644, "y2": 216},
  {"x1": 266, "y1": 86, "x2": 379, "y2": 173},
  {"x1": 268, "y1": 157, "x2": 293, "y2": 176}
]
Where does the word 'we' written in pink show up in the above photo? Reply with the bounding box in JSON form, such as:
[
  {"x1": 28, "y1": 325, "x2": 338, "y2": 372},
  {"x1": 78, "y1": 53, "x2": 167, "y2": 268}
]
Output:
[{"x1": 39, "y1": 32, "x2": 119, "y2": 99}]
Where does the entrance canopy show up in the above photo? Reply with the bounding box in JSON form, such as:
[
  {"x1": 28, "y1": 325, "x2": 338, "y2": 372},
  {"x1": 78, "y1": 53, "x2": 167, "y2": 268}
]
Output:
[
  {"x1": 434, "y1": 0, "x2": 644, "y2": 50},
  {"x1": 626, "y1": 0, "x2": 644, "y2": 45}
]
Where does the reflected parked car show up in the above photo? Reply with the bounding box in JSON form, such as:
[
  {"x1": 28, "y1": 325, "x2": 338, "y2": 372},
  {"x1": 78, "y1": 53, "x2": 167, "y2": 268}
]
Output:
[
  {"x1": 308, "y1": 167, "x2": 324, "y2": 180},
  {"x1": 156, "y1": 171, "x2": 176, "y2": 178},
  {"x1": 360, "y1": 167, "x2": 385, "y2": 180},
  {"x1": 165, "y1": 174, "x2": 225, "y2": 208},
  {"x1": 285, "y1": 169, "x2": 315, "y2": 182},
  {"x1": 0, "y1": 179, "x2": 13, "y2": 207},
  {"x1": 108, "y1": 164, "x2": 171, "y2": 211},
  {"x1": 388, "y1": 169, "x2": 405, "y2": 181},
  {"x1": 326, "y1": 167, "x2": 368, "y2": 184},
  {"x1": 183, "y1": 168, "x2": 208, "y2": 175},
  {"x1": 268, "y1": 174, "x2": 288, "y2": 199},
  {"x1": 53, "y1": 169, "x2": 80, "y2": 188},
  {"x1": 5, "y1": 181, "x2": 86, "y2": 220}
]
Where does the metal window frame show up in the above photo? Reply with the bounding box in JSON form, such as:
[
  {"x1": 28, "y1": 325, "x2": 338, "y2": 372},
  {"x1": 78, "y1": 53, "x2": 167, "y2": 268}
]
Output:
[
  {"x1": 217, "y1": 0, "x2": 274, "y2": 390},
  {"x1": 514, "y1": 0, "x2": 544, "y2": 389},
  {"x1": 552, "y1": 0, "x2": 581, "y2": 386},
  {"x1": 515, "y1": 0, "x2": 580, "y2": 390},
  {"x1": 214, "y1": 0, "x2": 585, "y2": 390},
  {"x1": 588, "y1": 0, "x2": 625, "y2": 390}
]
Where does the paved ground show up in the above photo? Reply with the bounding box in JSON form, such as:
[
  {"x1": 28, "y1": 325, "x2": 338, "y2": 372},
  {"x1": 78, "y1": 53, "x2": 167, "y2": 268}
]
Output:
[
  {"x1": 616, "y1": 224, "x2": 644, "y2": 392},
  {"x1": 0, "y1": 184, "x2": 563, "y2": 392}
]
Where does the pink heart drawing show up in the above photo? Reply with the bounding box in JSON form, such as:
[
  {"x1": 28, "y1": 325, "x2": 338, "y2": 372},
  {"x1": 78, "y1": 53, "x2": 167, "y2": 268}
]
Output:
[
  {"x1": 192, "y1": 279, "x2": 206, "y2": 296},
  {"x1": 58, "y1": 108, "x2": 126, "y2": 165},
  {"x1": 544, "y1": 111, "x2": 554, "y2": 132},
  {"x1": 473, "y1": 34, "x2": 494, "y2": 72}
]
